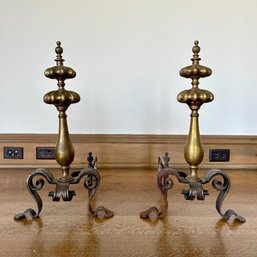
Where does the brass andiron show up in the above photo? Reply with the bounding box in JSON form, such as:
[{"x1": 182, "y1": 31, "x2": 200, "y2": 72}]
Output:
[
  {"x1": 14, "y1": 42, "x2": 113, "y2": 220},
  {"x1": 140, "y1": 41, "x2": 245, "y2": 222}
]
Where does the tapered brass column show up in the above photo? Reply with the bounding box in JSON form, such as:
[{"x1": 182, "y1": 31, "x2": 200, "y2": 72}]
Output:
[
  {"x1": 178, "y1": 40, "x2": 213, "y2": 181},
  {"x1": 44, "y1": 41, "x2": 80, "y2": 180},
  {"x1": 140, "y1": 40, "x2": 245, "y2": 223}
]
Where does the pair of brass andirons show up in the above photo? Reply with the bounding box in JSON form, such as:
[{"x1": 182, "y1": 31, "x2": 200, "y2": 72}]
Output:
[{"x1": 14, "y1": 41, "x2": 245, "y2": 223}]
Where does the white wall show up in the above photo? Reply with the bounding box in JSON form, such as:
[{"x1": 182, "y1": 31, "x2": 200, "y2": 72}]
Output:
[{"x1": 1, "y1": 0, "x2": 257, "y2": 135}]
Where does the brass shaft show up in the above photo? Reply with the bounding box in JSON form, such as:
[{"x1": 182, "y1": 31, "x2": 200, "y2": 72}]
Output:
[
  {"x1": 178, "y1": 41, "x2": 213, "y2": 181},
  {"x1": 44, "y1": 41, "x2": 80, "y2": 181},
  {"x1": 55, "y1": 110, "x2": 74, "y2": 179},
  {"x1": 184, "y1": 110, "x2": 203, "y2": 180}
]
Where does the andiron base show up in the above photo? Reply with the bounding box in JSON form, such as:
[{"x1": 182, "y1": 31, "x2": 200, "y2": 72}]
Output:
[
  {"x1": 14, "y1": 152, "x2": 114, "y2": 220},
  {"x1": 140, "y1": 153, "x2": 245, "y2": 223}
]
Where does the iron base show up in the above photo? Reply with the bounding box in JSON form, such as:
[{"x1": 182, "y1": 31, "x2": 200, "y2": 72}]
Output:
[
  {"x1": 140, "y1": 153, "x2": 245, "y2": 223},
  {"x1": 14, "y1": 152, "x2": 114, "y2": 220}
]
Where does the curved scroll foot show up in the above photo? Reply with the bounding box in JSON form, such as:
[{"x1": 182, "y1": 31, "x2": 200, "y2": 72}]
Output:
[
  {"x1": 14, "y1": 208, "x2": 38, "y2": 221},
  {"x1": 140, "y1": 189, "x2": 168, "y2": 219},
  {"x1": 140, "y1": 206, "x2": 166, "y2": 219},
  {"x1": 201, "y1": 169, "x2": 246, "y2": 223},
  {"x1": 14, "y1": 168, "x2": 55, "y2": 221},
  {"x1": 223, "y1": 209, "x2": 246, "y2": 222},
  {"x1": 89, "y1": 206, "x2": 114, "y2": 218}
]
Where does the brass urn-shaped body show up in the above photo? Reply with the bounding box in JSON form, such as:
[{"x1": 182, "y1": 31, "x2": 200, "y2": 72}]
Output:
[
  {"x1": 178, "y1": 41, "x2": 214, "y2": 180},
  {"x1": 44, "y1": 41, "x2": 80, "y2": 180}
]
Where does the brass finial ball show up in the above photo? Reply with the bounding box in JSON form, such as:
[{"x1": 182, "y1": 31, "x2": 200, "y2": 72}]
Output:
[
  {"x1": 192, "y1": 40, "x2": 200, "y2": 54},
  {"x1": 55, "y1": 41, "x2": 63, "y2": 55}
]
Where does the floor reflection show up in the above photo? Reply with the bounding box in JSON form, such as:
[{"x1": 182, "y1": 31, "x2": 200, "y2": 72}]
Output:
[
  {"x1": 17, "y1": 217, "x2": 104, "y2": 257},
  {"x1": 151, "y1": 217, "x2": 236, "y2": 257}
]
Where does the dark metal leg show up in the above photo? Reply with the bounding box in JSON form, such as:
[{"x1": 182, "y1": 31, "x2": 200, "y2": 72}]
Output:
[
  {"x1": 201, "y1": 169, "x2": 246, "y2": 222},
  {"x1": 140, "y1": 167, "x2": 187, "y2": 219},
  {"x1": 74, "y1": 167, "x2": 114, "y2": 218},
  {"x1": 14, "y1": 153, "x2": 114, "y2": 220},
  {"x1": 14, "y1": 168, "x2": 55, "y2": 220}
]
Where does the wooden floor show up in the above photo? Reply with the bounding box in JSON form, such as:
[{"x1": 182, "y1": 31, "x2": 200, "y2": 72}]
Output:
[{"x1": 0, "y1": 168, "x2": 256, "y2": 257}]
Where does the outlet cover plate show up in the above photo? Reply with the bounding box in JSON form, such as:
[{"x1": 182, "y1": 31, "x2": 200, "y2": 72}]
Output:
[
  {"x1": 209, "y1": 149, "x2": 230, "y2": 162},
  {"x1": 36, "y1": 147, "x2": 55, "y2": 160},
  {"x1": 4, "y1": 147, "x2": 24, "y2": 159}
]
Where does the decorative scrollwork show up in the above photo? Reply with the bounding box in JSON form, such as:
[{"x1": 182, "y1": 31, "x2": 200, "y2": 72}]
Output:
[
  {"x1": 73, "y1": 168, "x2": 99, "y2": 194},
  {"x1": 84, "y1": 173, "x2": 99, "y2": 194},
  {"x1": 15, "y1": 152, "x2": 114, "y2": 220},
  {"x1": 14, "y1": 168, "x2": 55, "y2": 220},
  {"x1": 140, "y1": 151, "x2": 245, "y2": 223},
  {"x1": 162, "y1": 176, "x2": 174, "y2": 191},
  {"x1": 157, "y1": 168, "x2": 187, "y2": 194},
  {"x1": 140, "y1": 155, "x2": 188, "y2": 219},
  {"x1": 201, "y1": 169, "x2": 245, "y2": 222},
  {"x1": 73, "y1": 164, "x2": 113, "y2": 219}
]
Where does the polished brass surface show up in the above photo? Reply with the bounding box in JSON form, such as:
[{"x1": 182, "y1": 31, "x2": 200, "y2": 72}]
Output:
[
  {"x1": 44, "y1": 41, "x2": 80, "y2": 180},
  {"x1": 15, "y1": 42, "x2": 113, "y2": 220},
  {"x1": 140, "y1": 41, "x2": 245, "y2": 223},
  {"x1": 178, "y1": 40, "x2": 214, "y2": 180}
]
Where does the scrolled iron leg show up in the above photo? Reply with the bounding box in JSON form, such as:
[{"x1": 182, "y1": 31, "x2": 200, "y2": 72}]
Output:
[
  {"x1": 14, "y1": 168, "x2": 55, "y2": 221},
  {"x1": 140, "y1": 153, "x2": 188, "y2": 219},
  {"x1": 201, "y1": 169, "x2": 246, "y2": 222},
  {"x1": 73, "y1": 153, "x2": 114, "y2": 219},
  {"x1": 86, "y1": 171, "x2": 114, "y2": 218},
  {"x1": 140, "y1": 168, "x2": 188, "y2": 219}
]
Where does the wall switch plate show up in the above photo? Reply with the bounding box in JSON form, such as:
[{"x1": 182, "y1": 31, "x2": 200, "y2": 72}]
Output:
[
  {"x1": 36, "y1": 147, "x2": 55, "y2": 160},
  {"x1": 4, "y1": 147, "x2": 24, "y2": 159},
  {"x1": 209, "y1": 149, "x2": 230, "y2": 162}
]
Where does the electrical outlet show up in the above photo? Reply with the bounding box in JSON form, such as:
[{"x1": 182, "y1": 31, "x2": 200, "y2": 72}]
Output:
[
  {"x1": 36, "y1": 147, "x2": 55, "y2": 159},
  {"x1": 209, "y1": 149, "x2": 230, "y2": 162},
  {"x1": 4, "y1": 147, "x2": 24, "y2": 159}
]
